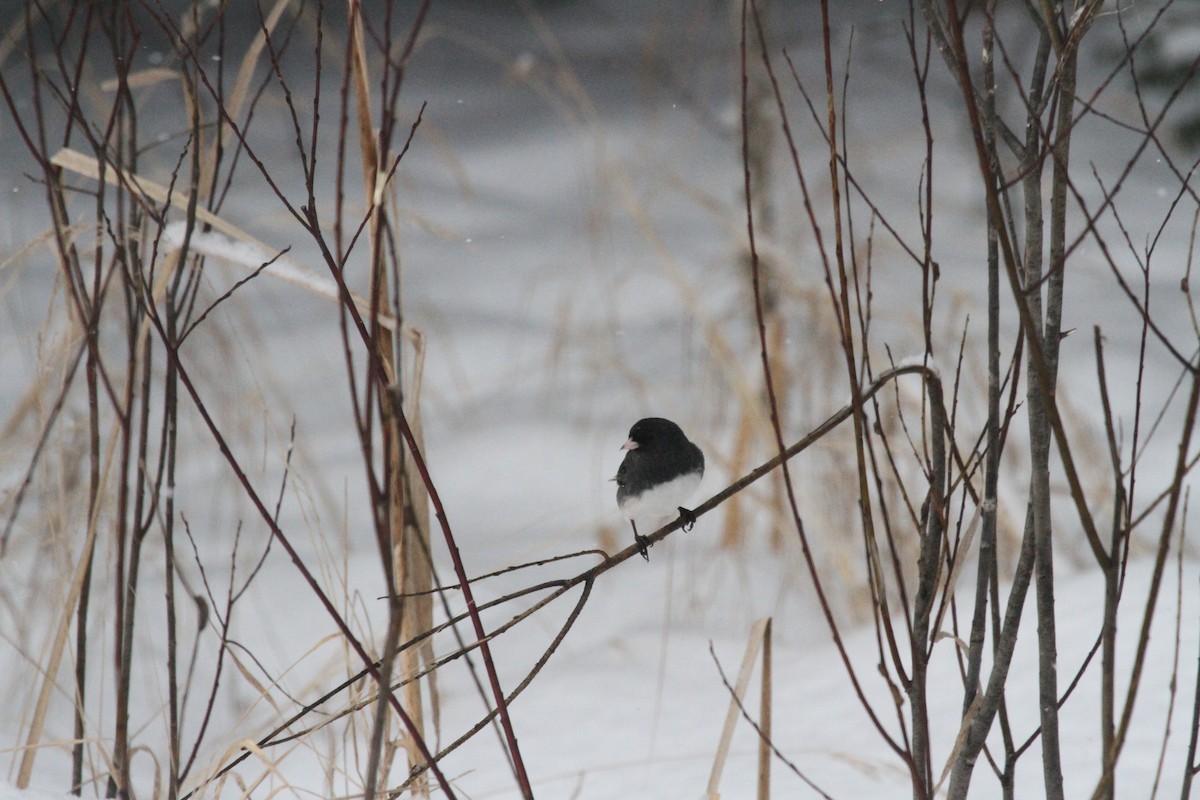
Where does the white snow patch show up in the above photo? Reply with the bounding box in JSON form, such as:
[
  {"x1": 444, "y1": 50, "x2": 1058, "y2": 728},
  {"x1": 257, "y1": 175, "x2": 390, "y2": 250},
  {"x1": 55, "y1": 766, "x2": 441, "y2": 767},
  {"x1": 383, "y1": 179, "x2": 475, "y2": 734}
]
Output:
[
  {"x1": 160, "y1": 221, "x2": 397, "y2": 329},
  {"x1": 0, "y1": 783, "x2": 77, "y2": 800}
]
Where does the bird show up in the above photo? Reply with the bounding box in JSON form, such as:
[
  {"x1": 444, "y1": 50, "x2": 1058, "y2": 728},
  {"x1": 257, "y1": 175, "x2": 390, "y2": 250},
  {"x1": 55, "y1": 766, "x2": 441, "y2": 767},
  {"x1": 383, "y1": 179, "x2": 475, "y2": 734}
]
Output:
[{"x1": 615, "y1": 417, "x2": 705, "y2": 561}]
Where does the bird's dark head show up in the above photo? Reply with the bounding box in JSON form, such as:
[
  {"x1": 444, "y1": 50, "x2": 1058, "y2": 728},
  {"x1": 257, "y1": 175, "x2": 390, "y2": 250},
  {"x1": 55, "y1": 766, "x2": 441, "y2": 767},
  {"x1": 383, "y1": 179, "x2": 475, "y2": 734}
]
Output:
[{"x1": 621, "y1": 417, "x2": 686, "y2": 452}]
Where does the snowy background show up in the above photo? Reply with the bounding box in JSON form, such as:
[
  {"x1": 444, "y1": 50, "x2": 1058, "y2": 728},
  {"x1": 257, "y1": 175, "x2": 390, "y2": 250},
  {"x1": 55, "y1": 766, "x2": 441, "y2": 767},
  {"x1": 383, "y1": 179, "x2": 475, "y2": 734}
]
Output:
[{"x1": 2, "y1": 1, "x2": 1199, "y2": 798}]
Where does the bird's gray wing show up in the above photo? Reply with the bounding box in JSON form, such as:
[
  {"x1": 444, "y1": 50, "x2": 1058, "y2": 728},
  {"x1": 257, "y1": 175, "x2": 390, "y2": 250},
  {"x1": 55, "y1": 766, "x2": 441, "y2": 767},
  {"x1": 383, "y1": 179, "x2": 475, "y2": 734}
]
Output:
[{"x1": 614, "y1": 457, "x2": 629, "y2": 488}]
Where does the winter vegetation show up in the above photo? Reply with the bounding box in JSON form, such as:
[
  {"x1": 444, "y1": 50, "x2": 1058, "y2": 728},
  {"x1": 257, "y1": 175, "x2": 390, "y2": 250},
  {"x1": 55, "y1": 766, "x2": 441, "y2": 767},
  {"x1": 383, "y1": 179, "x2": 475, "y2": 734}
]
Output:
[{"x1": 1, "y1": 1, "x2": 1199, "y2": 798}]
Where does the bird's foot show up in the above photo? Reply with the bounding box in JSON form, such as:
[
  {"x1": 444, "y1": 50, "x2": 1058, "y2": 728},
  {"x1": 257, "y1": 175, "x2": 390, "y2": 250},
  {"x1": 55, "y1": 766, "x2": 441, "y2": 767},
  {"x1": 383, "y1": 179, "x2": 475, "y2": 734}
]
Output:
[
  {"x1": 635, "y1": 533, "x2": 651, "y2": 561},
  {"x1": 678, "y1": 506, "x2": 697, "y2": 532}
]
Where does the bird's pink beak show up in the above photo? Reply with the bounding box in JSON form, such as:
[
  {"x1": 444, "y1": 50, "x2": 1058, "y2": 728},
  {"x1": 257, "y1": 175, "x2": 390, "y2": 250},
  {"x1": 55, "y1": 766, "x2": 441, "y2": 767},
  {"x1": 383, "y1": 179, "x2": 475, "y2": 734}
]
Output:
[{"x1": 620, "y1": 438, "x2": 638, "y2": 451}]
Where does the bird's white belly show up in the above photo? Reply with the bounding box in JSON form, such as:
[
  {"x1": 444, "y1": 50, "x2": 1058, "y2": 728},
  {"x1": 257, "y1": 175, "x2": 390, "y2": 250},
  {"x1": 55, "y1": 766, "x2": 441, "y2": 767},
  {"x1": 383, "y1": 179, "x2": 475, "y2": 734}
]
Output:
[{"x1": 619, "y1": 470, "x2": 702, "y2": 521}]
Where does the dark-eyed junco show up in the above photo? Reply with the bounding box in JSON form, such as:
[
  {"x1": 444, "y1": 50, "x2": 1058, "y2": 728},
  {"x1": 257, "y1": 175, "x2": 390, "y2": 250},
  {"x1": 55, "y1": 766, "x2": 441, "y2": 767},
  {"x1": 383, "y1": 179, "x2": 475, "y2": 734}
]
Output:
[{"x1": 615, "y1": 417, "x2": 705, "y2": 560}]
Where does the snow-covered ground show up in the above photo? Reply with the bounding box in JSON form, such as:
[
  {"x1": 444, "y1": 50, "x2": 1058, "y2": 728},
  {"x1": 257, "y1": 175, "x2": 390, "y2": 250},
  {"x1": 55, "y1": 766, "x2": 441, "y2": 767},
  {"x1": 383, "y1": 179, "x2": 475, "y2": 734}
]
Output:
[
  {"x1": 0, "y1": 557, "x2": 1195, "y2": 797},
  {"x1": 2, "y1": 1, "x2": 1198, "y2": 798}
]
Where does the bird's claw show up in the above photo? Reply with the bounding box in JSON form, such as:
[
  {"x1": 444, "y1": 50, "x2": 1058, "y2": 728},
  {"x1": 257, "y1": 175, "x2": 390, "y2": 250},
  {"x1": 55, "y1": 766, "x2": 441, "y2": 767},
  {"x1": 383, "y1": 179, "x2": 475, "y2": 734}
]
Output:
[
  {"x1": 678, "y1": 506, "x2": 697, "y2": 532},
  {"x1": 635, "y1": 534, "x2": 651, "y2": 561}
]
